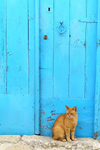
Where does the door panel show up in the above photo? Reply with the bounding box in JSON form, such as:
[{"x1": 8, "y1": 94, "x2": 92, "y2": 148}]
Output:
[
  {"x1": 85, "y1": 0, "x2": 97, "y2": 98},
  {"x1": 40, "y1": 0, "x2": 54, "y2": 99},
  {"x1": 54, "y1": 0, "x2": 69, "y2": 98},
  {"x1": 41, "y1": 99, "x2": 94, "y2": 137},
  {"x1": 69, "y1": 0, "x2": 86, "y2": 98},
  {"x1": 7, "y1": 0, "x2": 28, "y2": 94},
  {"x1": 0, "y1": 94, "x2": 34, "y2": 135},
  {"x1": 40, "y1": 0, "x2": 97, "y2": 137},
  {"x1": 0, "y1": 0, "x2": 35, "y2": 135}
]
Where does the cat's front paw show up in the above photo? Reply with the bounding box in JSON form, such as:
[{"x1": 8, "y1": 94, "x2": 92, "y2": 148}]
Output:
[
  {"x1": 72, "y1": 138, "x2": 77, "y2": 141},
  {"x1": 67, "y1": 139, "x2": 72, "y2": 142},
  {"x1": 62, "y1": 139, "x2": 66, "y2": 142}
]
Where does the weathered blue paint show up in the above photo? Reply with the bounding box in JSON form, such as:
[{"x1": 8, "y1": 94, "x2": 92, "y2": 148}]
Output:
[
  {"x1": 94, "y1": 0, "x2": 100, "y2": 140},
  {"x1": 41, "y1": 99, "x2": 94, "y2": 137},
  {"x1": 0, "y1": 94, "x2": 34, "y2": 135},
  {"x1": 0, "y1": 0, "x2": 100, "y2": 138},
  {"x1": 40, "y1": 0, "x2": 98, "y2": 138},
  {"x1": 34, "y1": 0, "x2": 40, "y2": 134},
  {"x1": 0, "y1": 0, "x2": 35, "y2": 135}
]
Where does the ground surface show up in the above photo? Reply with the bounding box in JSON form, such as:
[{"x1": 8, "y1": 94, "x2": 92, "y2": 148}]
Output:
[{"x1": 0, "y1": 135, "x2": 100, "y2": 150}]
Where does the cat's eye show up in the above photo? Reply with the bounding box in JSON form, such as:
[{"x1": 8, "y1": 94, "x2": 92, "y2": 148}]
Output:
[
  {"x1": 67, "y1": 113, "x2": 69, "y2": 115},
  {"x1": 71, "y1": 113, "x2": 73, "y2": 115}
]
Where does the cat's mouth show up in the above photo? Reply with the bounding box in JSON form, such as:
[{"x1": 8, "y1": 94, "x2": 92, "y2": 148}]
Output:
[{"x1": 67, "y1": 116, "x2": 74, "y2": 119}]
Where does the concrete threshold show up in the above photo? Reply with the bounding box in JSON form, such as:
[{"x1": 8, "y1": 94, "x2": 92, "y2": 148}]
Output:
[{"x1": 0, "y1": 135, "x2": 100, "y2": 150}]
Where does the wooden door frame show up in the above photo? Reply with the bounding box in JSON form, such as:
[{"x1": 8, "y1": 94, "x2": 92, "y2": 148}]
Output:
[{"x1": 94, "y1": 0, "x2": 100, "y2": 140}]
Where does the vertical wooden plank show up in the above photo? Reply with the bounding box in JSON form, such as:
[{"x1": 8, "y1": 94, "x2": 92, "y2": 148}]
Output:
[
  {"x1": 54, "y1": 0, "x2": 69, "y2": 98},
  {"x1": 0, "y1": 0, "x2": 6, "y2": 94},
  {"x1": 40, "y1": 0, "x2": 53, "y2": 99},
  {"x1": 28, "y1": 0, "x2": 35, "y2": 134},
  {"x1": 34, "y1": 0, "x2": 40, "y2": 134},
  {"x1": 69, "y1": 0, "x2": 86, "y2": 98},
  {"x1": 94, "y1": 0, "x2": 100, "y2": 140},
  {"x1": 85, "y1": 0, "x2": 97, "y2": 98},
  {"x1": 7, "y1": 0, "x2": 28, "y2": 94},
  {"x1": 28, "y1": 0, "x2": 35, "y2": 94}
]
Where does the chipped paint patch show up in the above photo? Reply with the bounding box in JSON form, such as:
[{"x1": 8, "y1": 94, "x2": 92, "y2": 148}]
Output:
[
  {"x1": 47, "y1": 119, "x2": 55, "y2": 122},
  {"x1": 94, "y1": 132, "x2": 98, "y2": 139}
]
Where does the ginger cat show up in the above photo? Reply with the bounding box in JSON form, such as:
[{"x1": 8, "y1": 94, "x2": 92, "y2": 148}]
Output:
[{"x1": 52, "y1": 105, "x2": 78, "y2": 142}]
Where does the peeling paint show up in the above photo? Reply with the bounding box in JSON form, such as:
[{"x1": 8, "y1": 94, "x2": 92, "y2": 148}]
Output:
[
  {"x1": 6, "y1": 66, "x2": 8, "y2": 72},
  {"x1": 84, "y1": 43, "x2": 86, "y2": 47},
  {"x1": 47, "y1": 119, "x2": 55, "y2": 122},
  {"x1": 97, "y1": 42, "x2": 98, "y2": 48},
  {"x1": 47, "y1": 116, "x2": 51, "y2": 119},
  {"x1": 41, "y1": 111, "x2": 45, "y2": 115},
  {"x1": 51, "y1": 110, "x2": 56, "y2": 113},
  {"x1": 52, "y1": 113, "x2": 62, "y2": 115},
  {"x1": 94, "y1": 132, "x2": 98, "y2": 139}
]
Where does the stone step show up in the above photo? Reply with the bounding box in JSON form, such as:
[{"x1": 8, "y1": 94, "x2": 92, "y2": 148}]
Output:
[{"x1": 0, "y1": 135, "x2": 100, "y2": 150}]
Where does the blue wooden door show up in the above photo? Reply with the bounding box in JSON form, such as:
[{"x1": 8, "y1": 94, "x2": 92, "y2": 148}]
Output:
[
  {"x1": 0, "y1": 0, "x2": 35, "y2": 135},
  {"x1": 40, "y1": 0, "x2": 97, "y2": 137}
]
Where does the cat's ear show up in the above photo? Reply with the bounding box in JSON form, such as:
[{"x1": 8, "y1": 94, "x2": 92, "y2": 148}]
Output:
[
  {"x1": 73, "y1": 106, "x2": 77, "y2": 111},
  {"x1": 65, "y1": 105, "x2": 69, "y2": 109}
]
